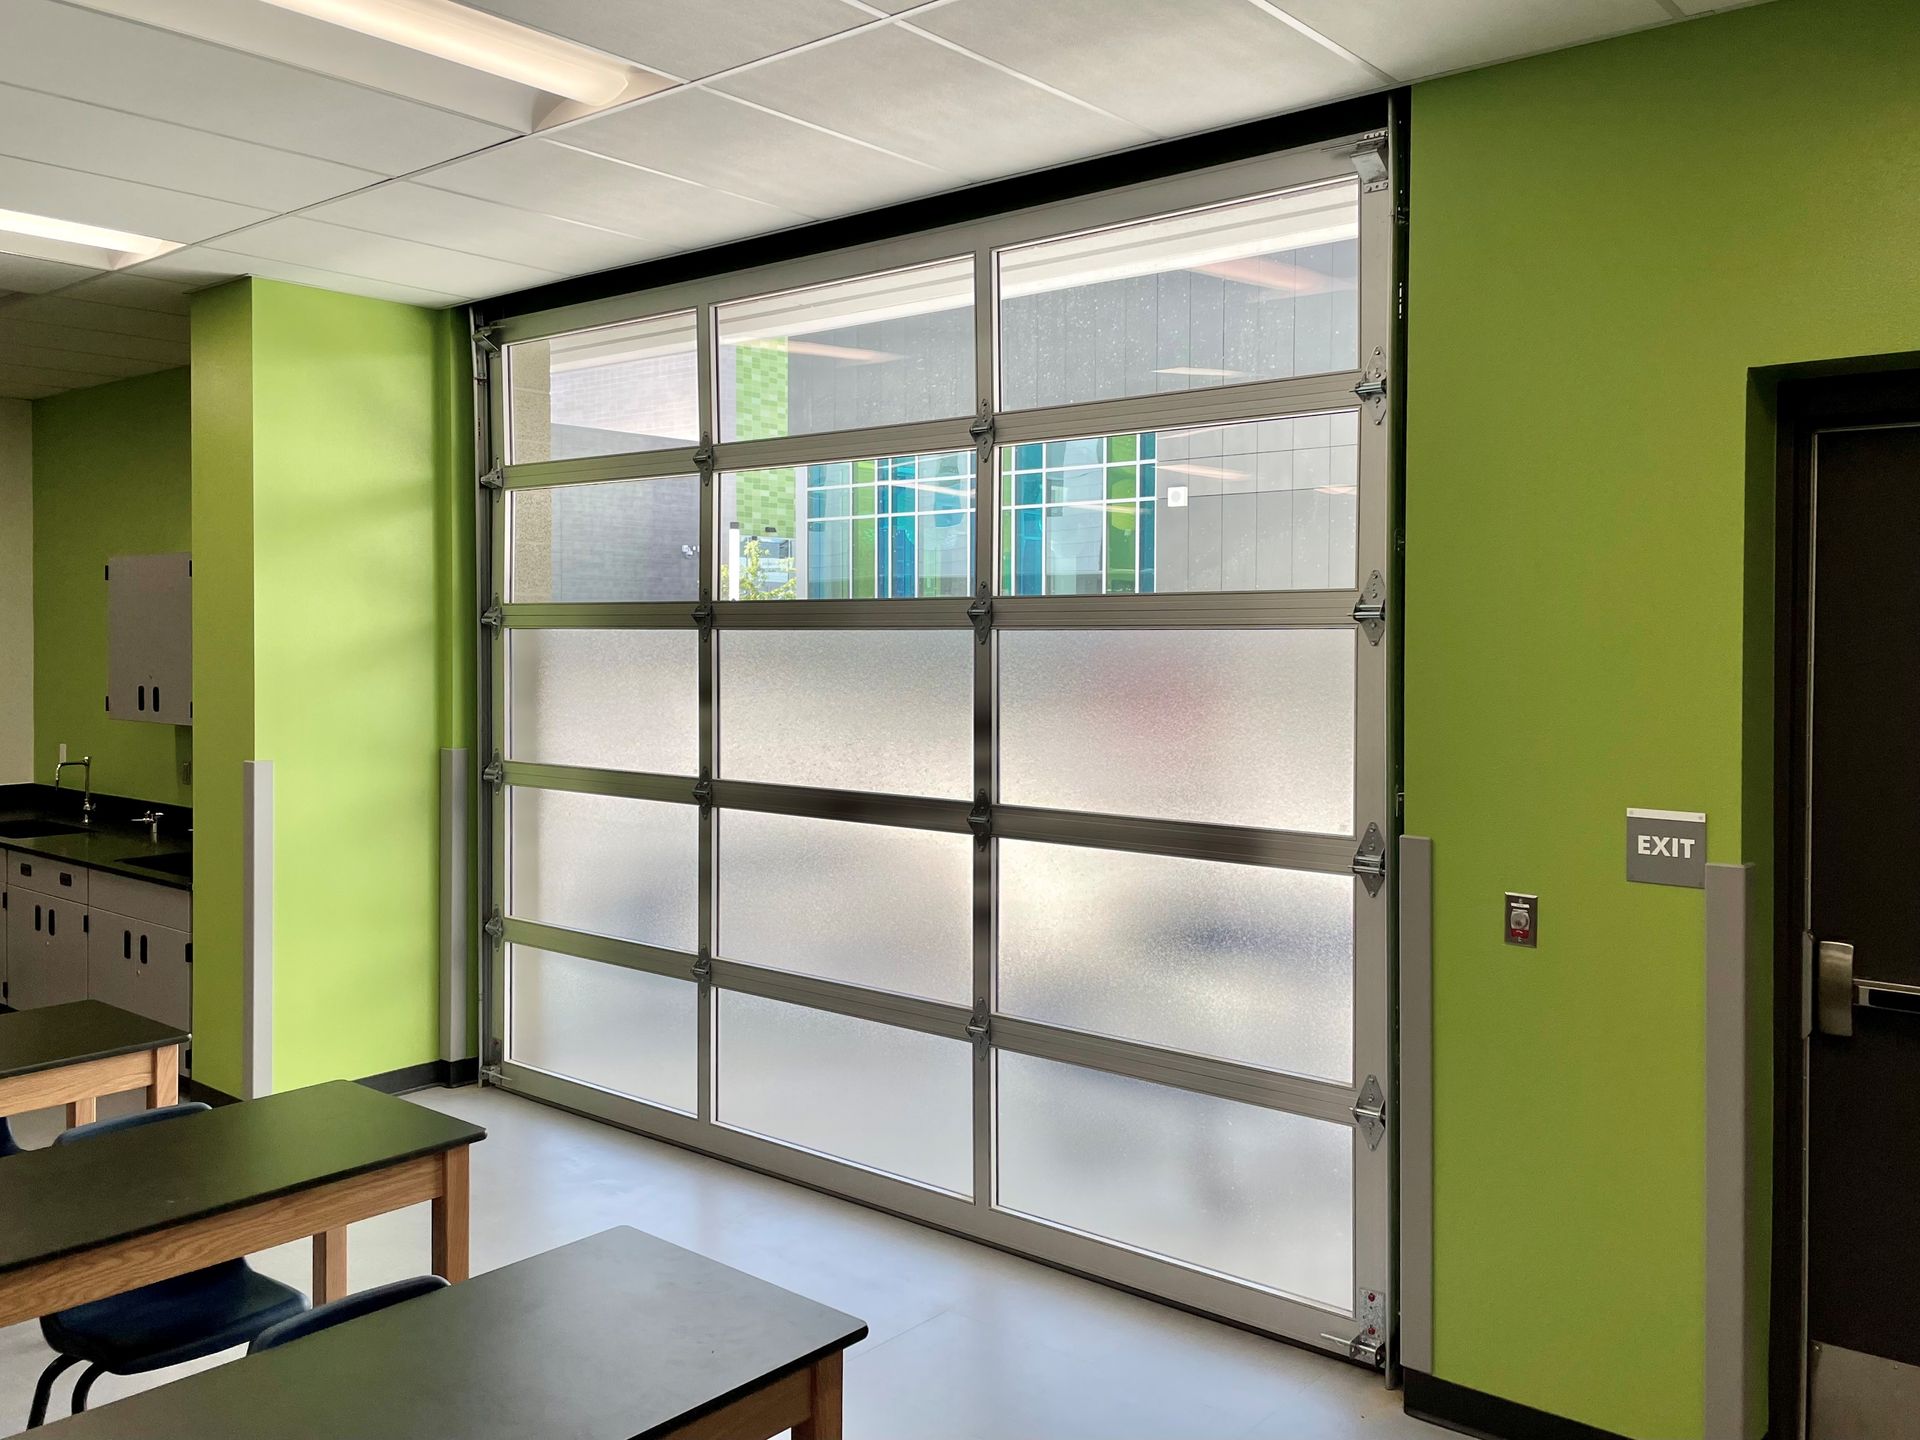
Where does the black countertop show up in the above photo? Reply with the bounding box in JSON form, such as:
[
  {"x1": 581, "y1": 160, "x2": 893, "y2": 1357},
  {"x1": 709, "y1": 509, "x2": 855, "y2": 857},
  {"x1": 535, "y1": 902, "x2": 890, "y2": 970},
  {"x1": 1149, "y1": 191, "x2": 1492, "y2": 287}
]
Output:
[
  {"x1": 0, "y1": 1081, "x2": 484, "y2": 1274},
  {"x1": 0, "y1": 784, "x2": 190, "y2": 891},
  {"x1": 0, "y1": 1000, "x2": 188, "y2": 1083},
  {"x1": 38, "y1": 1226, "x2": 867, "y2": 1440}
]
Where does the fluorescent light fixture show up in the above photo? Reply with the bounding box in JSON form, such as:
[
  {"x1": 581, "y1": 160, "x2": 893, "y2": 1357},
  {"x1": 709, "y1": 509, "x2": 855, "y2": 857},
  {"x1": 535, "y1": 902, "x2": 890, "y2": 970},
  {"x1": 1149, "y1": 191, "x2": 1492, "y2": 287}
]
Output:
[
  {"x1": 256, "y1": 0, "x2": 634, "y2": 104},
  {"x1": 0, "y1": 207, "x2": 179, "y2": 270}
]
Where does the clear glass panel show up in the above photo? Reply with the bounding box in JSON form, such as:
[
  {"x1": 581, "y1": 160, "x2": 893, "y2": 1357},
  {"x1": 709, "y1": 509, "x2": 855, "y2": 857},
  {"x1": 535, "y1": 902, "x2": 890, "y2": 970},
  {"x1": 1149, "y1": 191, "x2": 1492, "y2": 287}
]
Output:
[
  {"x1": 507, "y1": 476, "x2": 701, "y2": 602},
  {"x1": 719, "y1": 630, "x2": 973, "y2": 799},
  {"x1": 720, "y1": 450, "x2": 975, "y2": 600},
  {"x1": 507, "y1": 629, "x2": 697, "y2": 775},
  {"x1": 717, "y1": 992, "x2": 972, "y2": 1195},
  {"x1": 508, "y1": 787, "x2": 697, "y2": 951},
  {"x1": 717, "y1": 259, "x2": 974, "y2": 442},
  {"x1": 508, "y1": 946, "x2": 696, "y2": 1113},
  {"x1": 996, "y1": 412, "x2": 1357, "y2": 596},
  {"x1": 999, "y1": 628, "x2": 1354, "y2": 833},
  {"x1": 998, "y1": 181, "x2": 1358, "y2": 411},
  {"x1": 507, "y1": 312, "x2": 697, "y2": 463},
  {"x1": 717, "y1": 811, "x2": 970, "y2": 1003},
  {"x1": 997, "y1": 1053, "x2": 1352, "y2": 1306},
  {"x1": 999, "y1": 842, "x2": 1351, "y2": 1080}
]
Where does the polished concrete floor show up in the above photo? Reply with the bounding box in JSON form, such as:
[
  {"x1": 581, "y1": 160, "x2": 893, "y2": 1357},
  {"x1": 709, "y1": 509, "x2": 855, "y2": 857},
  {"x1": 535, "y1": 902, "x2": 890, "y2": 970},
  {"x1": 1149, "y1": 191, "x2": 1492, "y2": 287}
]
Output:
[{"x1": 1, "y1": 1085, "x2": 1436, "y2": 1438}]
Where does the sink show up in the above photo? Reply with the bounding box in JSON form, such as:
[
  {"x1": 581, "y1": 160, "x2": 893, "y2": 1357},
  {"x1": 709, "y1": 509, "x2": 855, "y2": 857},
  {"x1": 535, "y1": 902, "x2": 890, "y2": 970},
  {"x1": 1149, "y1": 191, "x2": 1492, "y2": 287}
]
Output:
[
  {"x1": 126, "y1": 851, "x2": 192, "y2": 877},
  {"x1": 0, "y1": 819, "x2": 88, "y2": 840}
]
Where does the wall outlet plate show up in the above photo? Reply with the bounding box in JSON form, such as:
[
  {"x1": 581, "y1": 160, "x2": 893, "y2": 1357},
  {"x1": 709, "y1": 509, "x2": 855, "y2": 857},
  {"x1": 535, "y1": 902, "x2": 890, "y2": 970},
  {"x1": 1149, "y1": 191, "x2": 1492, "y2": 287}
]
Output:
[{"x1": 1505, "y1": 892, "x2": 1538, "y2": 947}]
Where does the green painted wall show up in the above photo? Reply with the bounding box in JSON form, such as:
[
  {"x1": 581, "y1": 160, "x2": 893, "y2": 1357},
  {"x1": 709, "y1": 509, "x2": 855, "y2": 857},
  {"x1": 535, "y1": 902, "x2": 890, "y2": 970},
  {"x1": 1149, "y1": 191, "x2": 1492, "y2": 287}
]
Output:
[
  {"x1": 32, "y1": 368, "x2": 193, "y2": 807},
  {"x1": 1406, "y1": 0, "x2": 1920, "y2": 1433},
  {"x1": 189, "y1": 278, "x2": 463, "y2": 1092}
]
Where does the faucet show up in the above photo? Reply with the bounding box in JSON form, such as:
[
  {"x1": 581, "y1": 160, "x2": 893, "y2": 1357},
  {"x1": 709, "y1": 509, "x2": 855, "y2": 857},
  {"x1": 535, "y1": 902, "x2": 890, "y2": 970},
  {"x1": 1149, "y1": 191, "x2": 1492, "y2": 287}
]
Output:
[
  {"x1": 53, "y1": 755, "x2": 94, "y2": 826},
  {"x1": 134, "y1": 809, "x2": 164, "y2": 843}
]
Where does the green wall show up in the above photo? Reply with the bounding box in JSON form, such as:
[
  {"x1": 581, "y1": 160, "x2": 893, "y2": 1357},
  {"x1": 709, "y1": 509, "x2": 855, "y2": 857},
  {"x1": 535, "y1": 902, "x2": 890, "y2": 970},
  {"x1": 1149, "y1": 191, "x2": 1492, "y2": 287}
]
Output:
[
  {"x1": 32, "y1": 368, "x2": 193, "y2": 807},
  {"x1": 1406, "y1": 0, "x2": 1920, "y2": 1433},
  {"x1": 191, "y1": 278, "x2": 463, "y2": 1092}
]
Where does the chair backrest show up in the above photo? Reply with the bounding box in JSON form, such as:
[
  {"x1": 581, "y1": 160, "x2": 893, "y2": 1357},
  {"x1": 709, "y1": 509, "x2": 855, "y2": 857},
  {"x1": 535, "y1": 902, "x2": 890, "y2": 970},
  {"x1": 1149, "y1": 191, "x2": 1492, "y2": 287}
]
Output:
[
  {"x1": 249, "y1": 1275, "x2": 449, "y2": 1355},
  {"x1": 54, "y1": 1101, "x2": 211, "y2": 1146},
  {"x1": 0, "y1": 1116, "x2": 20, "y2": 1158}
]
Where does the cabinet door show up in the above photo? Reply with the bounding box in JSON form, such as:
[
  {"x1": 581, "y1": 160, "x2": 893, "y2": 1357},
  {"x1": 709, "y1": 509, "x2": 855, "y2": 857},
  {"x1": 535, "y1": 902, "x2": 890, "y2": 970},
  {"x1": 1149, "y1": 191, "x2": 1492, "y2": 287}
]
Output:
[
  {"x1": 7, "y1": 896, "x2": 75, "y2": 1009},
  {"x1": 88, "y1": 911, "x2": 143, "y2": 1018},
  {"x1": 107, "y1": 552, "x2": 192, "y2": 726},
  {"x1": 88, "y1": 913, "x2": 191, "y2": 1031},
  {"x1": 145, "y1": 925, "x2": 192, "y2": 1032},
  {"x1": 45, "y1": 901, "x2": 90, "y2": 1006}
]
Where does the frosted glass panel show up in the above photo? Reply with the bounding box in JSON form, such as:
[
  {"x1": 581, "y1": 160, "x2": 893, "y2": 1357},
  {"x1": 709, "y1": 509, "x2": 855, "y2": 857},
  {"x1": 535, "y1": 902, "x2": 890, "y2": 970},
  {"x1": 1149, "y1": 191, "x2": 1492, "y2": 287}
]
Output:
[
  {"x1": 717, "y1": 993, "x2": 972, "y2": 1195},
  {"x1": 507, "y1": 630, "x2": 697, "y2": 775},
  {"x1": 1000, "y1": 842, "x2": 1352, "y2": 1081},
  {"x1": 718, "y1": 259, "x2": 973, "y2": 442},
  {"x1": 997, "y1": 414, "x2": 1358, "y2": 597},
  {"x1": 997, "y1": 1054, "x2": 1352, "y2": 1306},
  {"x1": 508, "y1": 477, "x2": 700, "y2": 602},
  {"x1": 720, "y1": 450, "x2": 974, "y2": 601},
  {"x1": 999, "y1": 181, "x2": 1358, "y2": 411},
  {"x1": 509, "y1": 788, "x2": 697, "y2": 951},
  {"x1": 999, "y1": 628, "x2": 1354, "y2": 833},
  {"x1": 718, "y1": 811, "x2": 970, "y2": 1002},
  {"x1": 507, "y1": 311, "x2": 697, "y2": 464},
  {"x1": 719, "y1": 630, "x2": 973, "y2": 798},
  {"x1": 508, "y1": 947, "x2": 696, "y2": 1112}
]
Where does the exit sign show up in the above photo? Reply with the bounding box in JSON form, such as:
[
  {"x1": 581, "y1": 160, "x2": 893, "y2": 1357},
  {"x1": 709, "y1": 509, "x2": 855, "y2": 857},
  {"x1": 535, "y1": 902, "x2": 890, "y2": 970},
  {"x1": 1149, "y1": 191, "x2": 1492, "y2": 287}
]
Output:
[{"x1": 1626, "y1": 808, "x2": 1707, "y2": 888}]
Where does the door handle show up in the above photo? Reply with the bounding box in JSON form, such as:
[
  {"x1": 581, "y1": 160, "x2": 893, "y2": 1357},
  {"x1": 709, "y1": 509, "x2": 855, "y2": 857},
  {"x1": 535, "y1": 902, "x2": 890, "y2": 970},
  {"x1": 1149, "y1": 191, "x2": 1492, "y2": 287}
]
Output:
[{"x1": 1818, "y1": 941, "x2": 1855, "y2": 1036}]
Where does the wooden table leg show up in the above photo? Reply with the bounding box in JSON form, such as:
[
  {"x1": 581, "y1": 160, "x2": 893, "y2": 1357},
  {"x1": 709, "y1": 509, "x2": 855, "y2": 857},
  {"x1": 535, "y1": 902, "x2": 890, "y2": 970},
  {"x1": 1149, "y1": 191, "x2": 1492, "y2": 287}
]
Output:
[
  {"x1": 149, "y1": 1046, "x2": 179, "y2": 1108},
  {"x1": 66, "y1": 1096, "x2": 96, "y2": 1129},
  {"x1": 312, "y1": 1227, "x2": 348, "y2": 1303},
  {"x1": 431, "y1": 1145, "x2": 470, "y2": 1284},
  {"x1": 794, "y1": 1352, "x2": 843, "y2": 1440}
]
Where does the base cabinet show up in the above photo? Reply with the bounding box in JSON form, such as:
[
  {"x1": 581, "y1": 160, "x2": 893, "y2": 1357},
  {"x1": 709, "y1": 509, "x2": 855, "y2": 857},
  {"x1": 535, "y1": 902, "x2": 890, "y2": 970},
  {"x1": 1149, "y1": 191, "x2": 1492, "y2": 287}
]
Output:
[
  {"x1": 5, "y1": 895, "x2": 90, "y2": 1009},
  {"x1": 88, "y1": 912, "x2": 192, "y2": 1032}
]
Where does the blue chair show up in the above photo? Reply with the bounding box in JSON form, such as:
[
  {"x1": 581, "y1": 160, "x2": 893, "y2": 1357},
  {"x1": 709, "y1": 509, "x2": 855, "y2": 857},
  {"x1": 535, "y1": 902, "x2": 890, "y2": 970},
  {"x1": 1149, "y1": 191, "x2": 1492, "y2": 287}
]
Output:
[
  {"x1": 0, "y1": 1117, "x2": 21, "y2": 1158},
  {"x1": 26, "y1": 1103, "x2": 309, "y2": 1429},
  {"x1": 249, "y1": 1275, "x2": 449, "y2": 1354}
]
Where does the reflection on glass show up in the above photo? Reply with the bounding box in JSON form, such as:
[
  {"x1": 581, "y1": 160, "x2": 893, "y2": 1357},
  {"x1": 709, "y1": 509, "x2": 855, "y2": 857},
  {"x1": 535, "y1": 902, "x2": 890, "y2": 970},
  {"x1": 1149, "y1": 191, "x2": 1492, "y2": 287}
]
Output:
[
  {"x1": 508, "y1": 477, "x2": 701, "y2": 602},
  {"x1": 717, "y1": 258, "x2": 973, "y2": 442},
  {"x1": 997, "y1": 1053, "x2": 1353, "y2": 1307},
  {"x1": 507, "y1": 312, "x2": 697, "y2": 463},
  {"x1": 999, "y1": 181, "x2": 1359, "y2": 411},
  {"x1": 509, "y1": 946, "x2": 696, "y2": 1113},
  {"x1": 717, "y1": 992, "x2": 973, "y2": 1195},
  {"x1": 999, "y1": 841, "x2": 1352, "y2": 1080},
  {"x1": 999, "y1": 628, "x2": 1355, "y2": 833},
  {"x1": 720, "y1": 450, "x2": 974, "y2": 600},
  {"x1": 717, "y1": 810, "x2": 971, "y2": 1002},
  {"x1": 509, "y1": 787, "x2": 697, "y2": 952},
  {"x1": 998, "y1": 413, "x2": 1357, "y2": 596},
  {"x1": 507, "y1": 629, "x2": 697, "y2": 776}
]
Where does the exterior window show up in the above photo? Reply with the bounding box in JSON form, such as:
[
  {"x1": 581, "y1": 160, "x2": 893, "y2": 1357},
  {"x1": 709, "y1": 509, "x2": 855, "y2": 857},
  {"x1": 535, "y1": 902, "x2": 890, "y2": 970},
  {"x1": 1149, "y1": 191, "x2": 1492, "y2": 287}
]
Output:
[{"x1": 506, "y1": 311, "x2": 697, "y2": 464}]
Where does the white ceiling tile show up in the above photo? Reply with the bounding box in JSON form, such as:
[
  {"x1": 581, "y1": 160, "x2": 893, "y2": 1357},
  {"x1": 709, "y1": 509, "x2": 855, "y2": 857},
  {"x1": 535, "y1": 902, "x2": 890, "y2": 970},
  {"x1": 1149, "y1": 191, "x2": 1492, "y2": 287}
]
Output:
[
  {"x1": 302, "y1": 182, "x2": 651, "y2": 275},
  {"x1": 208, "y1": 216, "x2": 565, "y2": 300},
  {"x1": 858, "y1": 0, "x2": 929, "y2": 12},
  {"x1": 0, "y1": 254, "x2": 101, "y2": 294},
  {"x1": 138, "y1": 246, "x2": 469, "y2": 309},
  {"x1": 419, "y1": 140, "x2": 806, "y2": 253},
  {"x1": 710, "y1": 25, "x2": 1150, "y2": 183},
  {"x1": 559, "y1": 88, "x2": 954, "y2": 218},
  {"x1": 911, "y1": 0, "x2": 1377, "y2": 137},
  {"x1": 59, "y1": 272, "x2": 199, "y2": 316},
  {"x1": 0, "y1": 293, "x2": 192, "y2": 343},
  {"x1": 0, "y1": 0, "x2": 514, "y2": 175},
  {"x1": 0, "y1": 154, "x2": 271, "y2": 246},
  {"x1": 0, "y1": 315, "x2": 190, "y2": 366},
  {"x1": 1273, "y1": 0, "x2": 1671, "y2": 79},
  {"x1": 0, "y1": 83, "x2": 383, "y2": 214},
  {"x1": 0, "y1": 343, "x2": 167, "y2": 381},
  {"x1": 467, "y1": 0, "x2": 871, "y2": 80},
  {"x1": 0, "y1": 376, "x2": 63, "y2": 400},
  {"x1": 1667, "y1": 0, "x2": 1776, "y2": 13},
  {"x1": 0, "y1": 359, "x2": 137, "y2": 393}
]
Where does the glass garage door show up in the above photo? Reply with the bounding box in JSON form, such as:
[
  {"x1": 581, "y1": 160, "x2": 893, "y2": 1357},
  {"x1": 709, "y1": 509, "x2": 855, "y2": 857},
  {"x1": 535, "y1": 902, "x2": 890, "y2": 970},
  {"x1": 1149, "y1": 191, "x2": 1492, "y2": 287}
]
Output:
[{"x1": 480, "y1": 137, "x2": 1395, "y2": 1351}]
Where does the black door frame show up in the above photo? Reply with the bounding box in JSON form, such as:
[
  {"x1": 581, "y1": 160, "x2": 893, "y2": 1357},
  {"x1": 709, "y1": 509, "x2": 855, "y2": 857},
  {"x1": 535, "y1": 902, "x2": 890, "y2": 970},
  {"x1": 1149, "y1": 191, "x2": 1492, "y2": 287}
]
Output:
[{"x1": 1769, "y1": 361, "x2": 1920, "y2": 1439}]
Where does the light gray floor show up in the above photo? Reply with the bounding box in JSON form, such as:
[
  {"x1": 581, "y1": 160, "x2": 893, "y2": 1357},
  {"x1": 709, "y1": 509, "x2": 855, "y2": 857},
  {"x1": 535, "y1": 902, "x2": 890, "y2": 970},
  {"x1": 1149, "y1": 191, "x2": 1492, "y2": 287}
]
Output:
[{"x1": 1, "y1": 1086, "x2": 1436, "y2": 1438}]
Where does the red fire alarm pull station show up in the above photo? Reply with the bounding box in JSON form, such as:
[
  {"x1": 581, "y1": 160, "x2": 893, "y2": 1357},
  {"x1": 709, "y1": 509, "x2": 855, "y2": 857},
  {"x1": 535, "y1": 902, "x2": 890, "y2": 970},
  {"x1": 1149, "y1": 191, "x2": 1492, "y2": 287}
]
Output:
[{"x1": 1505, "y1": 893, "x2": 1538, "y2": 947}]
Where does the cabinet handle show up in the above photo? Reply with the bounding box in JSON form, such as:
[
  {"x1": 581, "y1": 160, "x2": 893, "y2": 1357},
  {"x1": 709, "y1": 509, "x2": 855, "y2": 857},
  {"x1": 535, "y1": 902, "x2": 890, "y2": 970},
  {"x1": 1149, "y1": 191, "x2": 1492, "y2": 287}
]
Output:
[
  {"x1": 34, "y1": 904, "x2": 41, "y2": 932},
  {"x1": 48, "y1": 908, "x2": 55, "y2": 938},
  {"x1": 154, "y1": 686, "x2": 162, "y2": 712},
  {"x1": 138, "y1": 685, "x2": 146, "y2": 712},
  {"x1": 19, "y1": 861, "x2": 31, "y2": 877},
  {"x1": 59, "y1": 871, "x2": 73, "y2": 887},
  {"x1": 123, "y1": 930, "x2": 131, "y2": 959},
  {"x1": 139, "y1": 934, "x2": 148, "y2": 965}
]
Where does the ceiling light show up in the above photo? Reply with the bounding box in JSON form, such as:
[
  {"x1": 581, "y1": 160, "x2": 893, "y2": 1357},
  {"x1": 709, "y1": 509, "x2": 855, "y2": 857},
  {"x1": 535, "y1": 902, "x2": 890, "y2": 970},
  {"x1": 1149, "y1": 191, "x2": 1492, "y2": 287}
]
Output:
[
  {"x1": 0, "y1": 207, "x2": 179, "y2": 270},
  {"x1": 255, "y1": 0, "x2": 634, "y2": 104}
]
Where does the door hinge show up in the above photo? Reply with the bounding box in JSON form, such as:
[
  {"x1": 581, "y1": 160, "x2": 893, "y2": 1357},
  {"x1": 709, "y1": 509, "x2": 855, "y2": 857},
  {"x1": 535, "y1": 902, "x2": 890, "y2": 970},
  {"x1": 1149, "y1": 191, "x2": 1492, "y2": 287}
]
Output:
[
  {"x1": 968, "y1": 401, "x2": 995, "y2": 465},
  {"x1": 692, "y1": 951, "x2": 713, "y2": 983},
  {"x1": 478, "y1": 465, "x2": 504, "y2": 491},
  {"x1": 967, "y1": 792, "x2": 992, "y2": 850},
  {"x1": 1320, "y1": 1327, "x2": 1385, "y2": 1368},
  {"x1": 966, "y1": 999, "x2": 991, "y2": 1058},
  {"x1": 1351, "y1": 822, "x2": 1388, "y2": 896},
  {"x1": 1353, "y1": 346, "x2": 1388, "y2": 424},
  {"x1": 481, "y1": 753, "x2": 504, "y2": 788},
  {"x1": 1352, "y1": 570, "x2": 1387, "y2": 645},
  {"x1": 967, "y1": 586, "x2": 993, "y2": 645},
  {"x1": 472, "y1": 326, "x2": 499, "y2": 382},
  {"x1": 1349, "y1": 132, "x2": 1389, "y2": 193},
  {"x1": 692, "y1": 435, "x2": 716, "y2": 475},
  {"x1": 692, "y1": 596, "x2": 715, "y2": 637},
  {"x1": 693, "y1": 771, "x2": 714, "y2": 814},
  {"x1": 480, "y1": 597, "x2": 504, "y2": 630},
  {"x1": 1351, "y1": 1074, "x2": 1387, "y2": 1150},
  {"x1": 483, "y1": 910, "x2": 504, "y2": 946}
]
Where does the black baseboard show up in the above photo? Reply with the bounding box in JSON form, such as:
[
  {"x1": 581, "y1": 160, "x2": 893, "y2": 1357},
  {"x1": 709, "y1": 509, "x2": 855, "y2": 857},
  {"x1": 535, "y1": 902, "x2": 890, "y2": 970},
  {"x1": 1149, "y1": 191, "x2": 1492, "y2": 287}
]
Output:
[
  {"x1": 183, "y1": 1076, "x2": 240, "y2": 1107},
  {"x1": 356, "y1": 1058, "x2": 479, "y2": 1094},
  {"x1": 1402, "y1": 1372, "x2": 1629, "y2": 1440}
]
